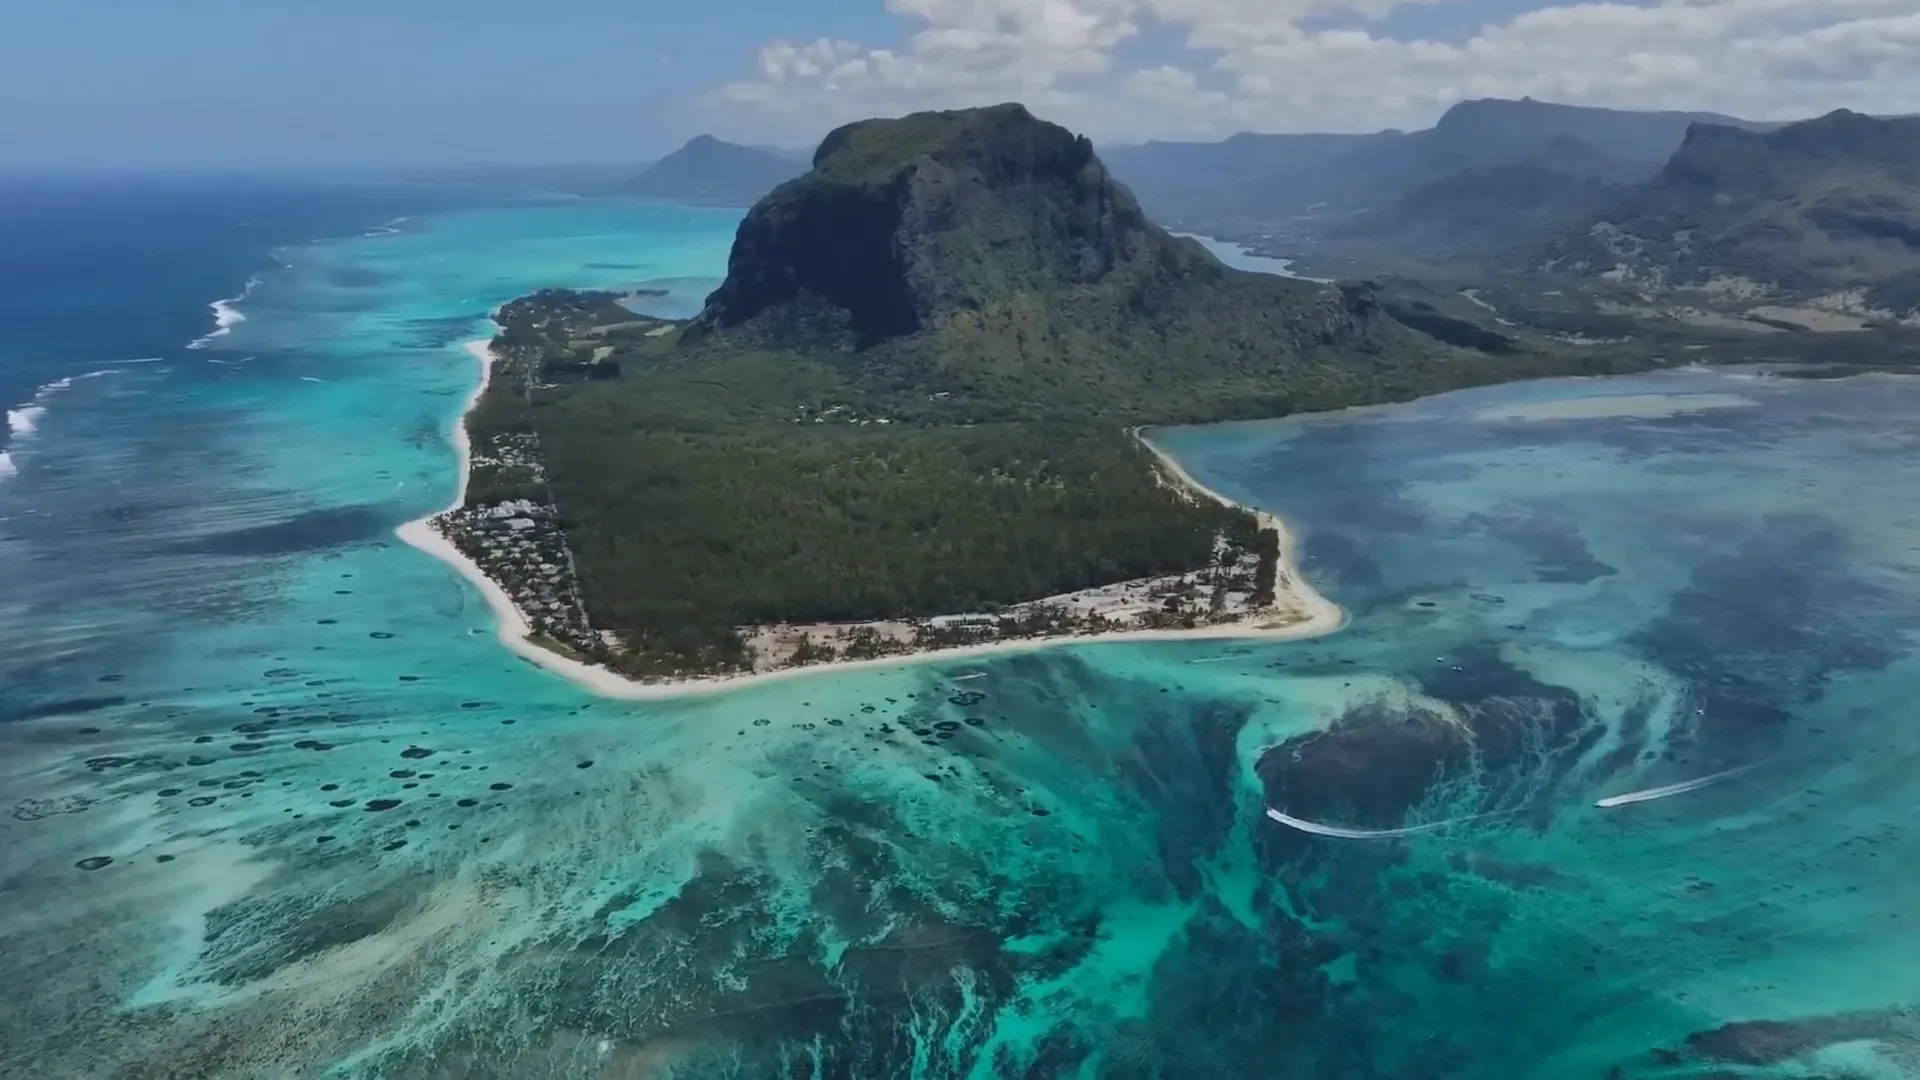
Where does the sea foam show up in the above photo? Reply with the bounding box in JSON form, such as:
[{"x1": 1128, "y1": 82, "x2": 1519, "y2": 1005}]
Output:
[
  {"x1": 3, "y1": 370, "x2": 119, "y2": 464},
  {"x1": 7, "y1": 405, "x2": 46, "y2": 438},
  {"x1": 186, "y1": 274, "x2": 264, "y2": 349},
  {"x1": 0, "y1": 451, "x2": 14, "y2": 480}
]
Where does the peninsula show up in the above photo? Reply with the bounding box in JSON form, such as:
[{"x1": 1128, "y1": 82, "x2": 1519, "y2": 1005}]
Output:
[{"x1": 414, "y1": 103, "x2": 1634, "y2": 692}]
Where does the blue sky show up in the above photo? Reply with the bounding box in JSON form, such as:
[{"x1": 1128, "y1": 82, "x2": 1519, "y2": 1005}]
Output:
[
  {"x1": 0, "y1": 0, "x2": 868, "y2": 166},
  {"x1": 4, "y1": 0, "x2": 1915, "y2": 166}
]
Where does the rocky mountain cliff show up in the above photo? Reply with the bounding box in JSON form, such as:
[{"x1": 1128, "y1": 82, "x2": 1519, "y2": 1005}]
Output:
[
  {"x1": 693, "y1": 104, "x2": 1166, "y2": 343},
  {"x1": 681, "y1": 104, "x2": 1444, "y2": 420},
  {"x1": 1104, "y1": 97, "x2": 1769, "y2": 232}
]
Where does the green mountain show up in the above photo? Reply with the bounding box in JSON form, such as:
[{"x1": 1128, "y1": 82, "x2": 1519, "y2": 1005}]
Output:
[
  {"x1": 681, "y1": 102, "x2": 1511, "y2": 423},
  {"x1": 1543, "y1": 110, "x2": 1920, "y2": 316},
  {"x1": 627, "y1": 134, "x2": 805, "y2": 206}
]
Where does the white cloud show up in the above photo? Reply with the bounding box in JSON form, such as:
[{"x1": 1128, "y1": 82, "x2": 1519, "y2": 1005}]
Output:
[{"x1": 704, "y1": 0, "x2": 1920, "y2": 143}]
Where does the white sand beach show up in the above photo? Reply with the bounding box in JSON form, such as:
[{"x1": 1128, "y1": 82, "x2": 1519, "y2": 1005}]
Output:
[
  {"x1": 396, "y1": 339, "x2": 1348, "y2": 701},
  {"x1": 1135, "y1": 428, "x2": 1345, "y2": 633}
]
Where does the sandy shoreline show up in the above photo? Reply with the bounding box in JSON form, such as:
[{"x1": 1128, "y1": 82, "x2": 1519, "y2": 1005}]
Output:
[
  {"x1": 1134, "y1": 427, "x2": 1346, "y2": 636},
  {"x1": 395, "y1": 338, "x2": 1348, "y2": 701}
]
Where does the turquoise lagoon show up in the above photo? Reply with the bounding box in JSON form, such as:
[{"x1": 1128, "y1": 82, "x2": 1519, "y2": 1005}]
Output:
[{"x1": 3, "y1": 195, "x2": 1920, "y2": 1078}]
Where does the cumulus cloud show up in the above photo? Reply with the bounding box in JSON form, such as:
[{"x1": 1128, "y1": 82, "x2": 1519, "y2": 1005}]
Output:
[{"x1": 704, "y1": 0, "x2": 1920, "y2": 142}]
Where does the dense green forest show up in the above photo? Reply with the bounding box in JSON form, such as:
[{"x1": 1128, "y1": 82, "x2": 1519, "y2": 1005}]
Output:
[
  {"x1": 475, "y1": 279, "x2": 1654, "y2": 674},
  {"x1": 479, "y1": 289, "x2": 1262, "y2": 673},
  {"x1": 548, "y1": 420, "x2": 1242, "y2": 659}
]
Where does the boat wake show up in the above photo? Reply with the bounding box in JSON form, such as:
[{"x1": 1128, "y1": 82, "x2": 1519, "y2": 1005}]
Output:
[
  {"x1": 1265, "y1": 807, "x2": 1500, "y2": 839},
  {"x1": 1594, "y1": 764, "x2": 1753, "y2": 808},
  {"x1": 363, "y1": 216, "x2": 410, "y2": 237}
]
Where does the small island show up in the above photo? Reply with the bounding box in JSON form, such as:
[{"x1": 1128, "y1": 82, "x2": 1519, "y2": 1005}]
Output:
[{"x1": 408, "y1": 104, "x2": 1639, "y2": 693}]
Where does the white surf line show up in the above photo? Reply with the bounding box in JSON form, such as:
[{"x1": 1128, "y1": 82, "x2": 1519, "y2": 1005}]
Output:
[
  {"x1": 300, "y1": 376, "x2": 327, "y2": 384},
  {"x1": 951, "y1": 672, "x2": 987, "y2": 682},
  {"x1": 1594, "y1": 764, "x2": 1752, "y2": 809},
  {"x1": 1265, "y1": 807, "x2": 1496, "y2": 839},
  {"x1": 1187, "y1": 655, "x2": 1244, "y2": 665}
]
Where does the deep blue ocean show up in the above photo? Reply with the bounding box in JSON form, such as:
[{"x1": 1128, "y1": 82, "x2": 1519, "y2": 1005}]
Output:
[
  {"x1": 0, "y1": 175, "x2": 486, "y2": 406},
  {"x1": 4, "y1": 176, "x2": 1920, "y2": 1079},
  {"x1": 0, "y1": 175, "x2": 503, "y2": 710}
]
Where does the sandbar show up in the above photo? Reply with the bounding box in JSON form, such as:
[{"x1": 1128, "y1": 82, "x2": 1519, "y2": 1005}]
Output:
[{"x1": 1472, "y1": 392, "x2": 1755, "y2": 423}]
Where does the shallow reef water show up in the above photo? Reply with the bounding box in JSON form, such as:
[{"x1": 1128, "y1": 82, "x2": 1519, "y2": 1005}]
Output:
[{"x1": 4, "y1": 190, "x2": 1920, "y2": 1078}]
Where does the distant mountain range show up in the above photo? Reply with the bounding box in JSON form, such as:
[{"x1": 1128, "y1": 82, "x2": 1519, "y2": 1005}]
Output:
[
  {"x1": 1100, "y1": 97, "x2": 1779, "y2": 228},
  {"x1": 1097, "y1": 97, "x2": 1920, "y2": 322},
  {"x1": 415, "y1": 97, "x2": 1920, "y2": 322},
  {"x1": 627, "y1": 135, "x2": 807, "y2": 206},
  {"x1": 1323, "y1": 109, "x2": 1920, "y2": 317}
]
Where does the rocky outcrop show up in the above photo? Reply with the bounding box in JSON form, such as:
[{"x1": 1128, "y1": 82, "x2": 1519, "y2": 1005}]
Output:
[
  {"x1": 671, "y1": 103, "x2": 1593, "y2": 430},
  {"x1": 685, "y1": 103, "x2": 1355, "y2": 350},
  {"x1": 1549, "y1": 110, "x2": 1920, "y2": 307}
]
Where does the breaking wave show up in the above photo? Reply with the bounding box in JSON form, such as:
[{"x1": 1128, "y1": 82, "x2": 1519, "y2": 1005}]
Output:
[
  {"x1": 2, "y1": 369, "x2": 121, "y2": 477},
  {"x1": 186, "y1": 274, "x2": 264, "y2": 349},
  {"x1": 6, "y1": 404, "x2": 45, "y2": 438}
]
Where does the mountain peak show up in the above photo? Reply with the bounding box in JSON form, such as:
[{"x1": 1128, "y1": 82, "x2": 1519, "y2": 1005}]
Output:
[
  {"x1": 692, "y1": 104, "x2": 1178, "y2": 345},
  {"x1": 807, "y1": 103, "x2": 1075, "y2": 181},
  {"x1": 674, "y1": 104, "x2": 1432, "y2": 427},
  {"x1": 1813, "y1": 107, "x2": 1870, "y2": 123}
]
